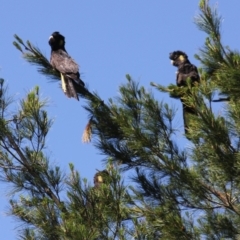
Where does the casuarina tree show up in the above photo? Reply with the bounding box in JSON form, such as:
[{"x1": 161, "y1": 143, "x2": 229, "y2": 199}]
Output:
[{"x1": 0, "y1": 0, "x2": 239, "y2": 239}]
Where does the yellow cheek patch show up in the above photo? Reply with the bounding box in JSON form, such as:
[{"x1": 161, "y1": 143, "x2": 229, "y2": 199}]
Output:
[
  {"x1": 179, "y1": 55, "x2": 185, "y2": 62},
  {"x1": 97, "y1": 176, "x2": 103, "y2": 183}
]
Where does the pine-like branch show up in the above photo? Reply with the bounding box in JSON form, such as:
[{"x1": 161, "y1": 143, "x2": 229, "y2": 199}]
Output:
[
  {"x1": 13, "y1": 34, "x2": 120, "y2": 144},
  {"x1": 195, "y1": 0, "x2": 240, "y2": 101},
  {"x1": 13, "y1": 34, "x2": 100, "y2": 102}
]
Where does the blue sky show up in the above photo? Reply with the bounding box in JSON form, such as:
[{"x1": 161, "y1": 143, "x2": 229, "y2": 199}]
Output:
[{"x1": 1, "y1": 1, "x2": 240, "y2": 238}]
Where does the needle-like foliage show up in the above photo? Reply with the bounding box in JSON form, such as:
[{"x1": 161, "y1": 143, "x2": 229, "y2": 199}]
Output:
[{"x1": 3, "y1": 0, "x2": 240, "y2": 239}]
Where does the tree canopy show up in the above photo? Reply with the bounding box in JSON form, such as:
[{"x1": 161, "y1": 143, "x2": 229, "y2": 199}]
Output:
[{"x1": 1, "y1": 0, "x2": 240, "y2": 239}]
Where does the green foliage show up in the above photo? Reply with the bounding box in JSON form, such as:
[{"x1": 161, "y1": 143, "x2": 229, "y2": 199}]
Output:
[
  {"x1": 13, "y1": 35, "x2": 100, "y2": 103},
  {"x1": 0, "y1": 81, "x2": 134, "y2": 239},
  {"x1": 194, "y1": 0, "x2": 240, "y2": 101},
  {"x1": 0, "y1": 0, "x2": 240, "y2": 239}
]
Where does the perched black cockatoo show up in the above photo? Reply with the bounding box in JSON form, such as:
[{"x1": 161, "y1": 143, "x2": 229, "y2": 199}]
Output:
[
  {"x1": 48, "y1": 32, "x2": 85, "y2": 100},
  {"x1": 93, "y1": 170, "x2": 110, "y2": 188},
  {"x1": 169, "y1": 50, "x2": 200, "y2": 134}
]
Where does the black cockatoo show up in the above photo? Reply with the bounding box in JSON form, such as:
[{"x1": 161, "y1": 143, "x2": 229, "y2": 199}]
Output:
[
  {"x1": 93, "y1": 170, "x2": 110, "y2": 188},
  {"x1": 169, "y1": 50, "x2": 200, "y2": 134},
  {"x1": 48, "y1": 32, "x2": 85, "y2": 100}
]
